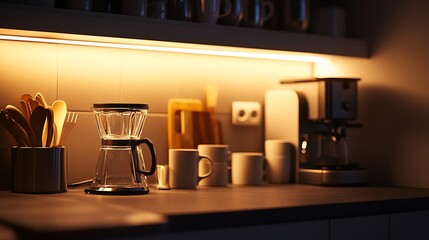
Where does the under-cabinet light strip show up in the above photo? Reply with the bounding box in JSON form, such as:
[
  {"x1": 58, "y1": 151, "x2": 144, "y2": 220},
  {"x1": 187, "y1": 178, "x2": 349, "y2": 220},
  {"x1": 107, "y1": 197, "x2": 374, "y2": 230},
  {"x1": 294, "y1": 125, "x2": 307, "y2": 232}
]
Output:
[{"x1": 0, "y1": 34, "x2": 326, "y2": 63}]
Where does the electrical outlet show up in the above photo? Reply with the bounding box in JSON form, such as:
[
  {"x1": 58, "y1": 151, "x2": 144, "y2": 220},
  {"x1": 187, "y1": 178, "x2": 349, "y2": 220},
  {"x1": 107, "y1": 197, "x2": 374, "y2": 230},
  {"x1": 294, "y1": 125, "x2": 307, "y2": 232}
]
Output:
[{"x1": 232, "y1": 101, "x2": 261, "y2": 126}]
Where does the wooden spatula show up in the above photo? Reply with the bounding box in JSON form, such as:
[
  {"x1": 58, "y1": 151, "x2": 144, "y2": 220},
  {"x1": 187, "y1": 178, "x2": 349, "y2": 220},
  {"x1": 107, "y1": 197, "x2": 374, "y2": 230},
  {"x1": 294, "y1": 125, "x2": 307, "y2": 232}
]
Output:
[
  {"x1": 52, "y1": 100, "x2": 67, "y2": 147},
  {"x1": 30, "y1": 106, "x2": 47, "y2": 147},
  {"x1": 5, "y1": 105, "x2": 35, "y2": 146}
]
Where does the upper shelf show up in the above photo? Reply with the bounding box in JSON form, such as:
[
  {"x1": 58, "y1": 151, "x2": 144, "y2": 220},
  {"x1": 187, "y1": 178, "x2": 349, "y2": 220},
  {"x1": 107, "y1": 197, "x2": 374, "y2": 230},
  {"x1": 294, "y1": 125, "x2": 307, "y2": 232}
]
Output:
[{"x1": 0, "y1": 3, "x2": 368, "y2": 58}]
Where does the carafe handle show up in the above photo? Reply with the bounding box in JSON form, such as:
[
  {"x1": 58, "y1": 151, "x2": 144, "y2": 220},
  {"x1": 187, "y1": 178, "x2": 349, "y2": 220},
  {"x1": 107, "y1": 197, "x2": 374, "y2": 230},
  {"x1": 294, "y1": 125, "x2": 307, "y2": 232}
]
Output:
[{"x1": 131, "y1": 138, "x2": 157, "y2": 176}]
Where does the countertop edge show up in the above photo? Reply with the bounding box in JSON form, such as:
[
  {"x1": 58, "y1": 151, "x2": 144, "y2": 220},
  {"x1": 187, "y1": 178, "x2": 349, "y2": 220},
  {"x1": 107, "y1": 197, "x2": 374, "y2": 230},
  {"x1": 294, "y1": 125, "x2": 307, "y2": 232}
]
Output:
[
  {"x1": 10, "y1": 222, "x2": 168, "y2": 240},
  {"x1": 167, "y1": 197, "x2": 429, "y2": 232},
  {"x1": 3, "y1": 185, "x2": 429, "y2": 238}
]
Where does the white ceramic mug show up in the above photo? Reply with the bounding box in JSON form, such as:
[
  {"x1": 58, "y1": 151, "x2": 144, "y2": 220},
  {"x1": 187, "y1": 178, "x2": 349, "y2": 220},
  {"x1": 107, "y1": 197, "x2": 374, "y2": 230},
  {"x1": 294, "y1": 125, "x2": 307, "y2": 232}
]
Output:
[
  {"x1": 197, "y1": 144, "x2": 229, "y2": 186},
  {"x1": 168, "y1": 149, "x2": 213, "y2": 189},
  {"x1": 265, "y1": 139, "x2": 293, "y2": 156},
  {"x1": 199, "y1": 161, "x2": 228, "y2": 186},
  {"x1": 231, "y1": 152, "x2": 264, "y2": 185},
  {"x1": 198, "y1": 144, "x2": 229, "y2": 162},
  {"x1": 265, "y1": 140, "x2": 293, "y2": 183},
  {"x1": 195, "y1": 0, "x2": 232, "y2": 25}
]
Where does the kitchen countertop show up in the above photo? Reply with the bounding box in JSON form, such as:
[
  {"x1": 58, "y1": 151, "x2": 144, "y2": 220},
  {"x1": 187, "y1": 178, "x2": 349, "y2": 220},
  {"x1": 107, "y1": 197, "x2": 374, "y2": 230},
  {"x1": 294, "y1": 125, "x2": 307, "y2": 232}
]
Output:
[{"x1": 1, "y1": 184, "x2": 429, "y2": 239}]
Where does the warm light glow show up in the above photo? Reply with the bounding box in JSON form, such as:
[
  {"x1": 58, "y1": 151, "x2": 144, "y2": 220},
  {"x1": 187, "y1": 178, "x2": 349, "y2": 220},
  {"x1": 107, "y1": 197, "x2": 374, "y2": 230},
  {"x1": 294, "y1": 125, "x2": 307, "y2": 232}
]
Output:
[
  {"x1": 0, "y1": 31, "x2": 327, "y2": 63},
  {"x1": 314, "y1": 60, "x2": 336, "y2": 77}
]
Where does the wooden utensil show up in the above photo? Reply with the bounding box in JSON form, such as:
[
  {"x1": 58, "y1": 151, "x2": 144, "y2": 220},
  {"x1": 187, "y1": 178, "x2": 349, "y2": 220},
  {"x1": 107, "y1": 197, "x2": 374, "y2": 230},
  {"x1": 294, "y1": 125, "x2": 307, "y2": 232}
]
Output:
[
  {"x1": 35, "y1": 92, "x2": 48, "y2": 108},
  {"x1": 52, "y1": 100, "x2": 67, "y2": 146},
  {"x1": 20, "y1": 93, "x2": 33, "y2": 119},
  {"x1": 44, "y1": 106, "x2": 54, "y2": 147},
  {"x1": 30, "y1": 106, "x2": 47, "y2": 147},
  {"x1": 21, "y1": 93, "x2": 41, "y2": 113},
  {"x1": 20, "y1": 100, "x2": 30, "y2": 121},
  {"x1": 0, "y1": 109, "x2": 31, "y2": 146},
  {"x1": 29, "y1": 98, "x2": 40, "y2": 112},
  {"x1": 5, "y1": 105, "x2": 35, "y2": 146},
  {"x1": 59, "y1": 111, "x2": 78, "y2": 146},
  {"x1": 206, "y1": 85, "x2": 221, "y2": 144}
]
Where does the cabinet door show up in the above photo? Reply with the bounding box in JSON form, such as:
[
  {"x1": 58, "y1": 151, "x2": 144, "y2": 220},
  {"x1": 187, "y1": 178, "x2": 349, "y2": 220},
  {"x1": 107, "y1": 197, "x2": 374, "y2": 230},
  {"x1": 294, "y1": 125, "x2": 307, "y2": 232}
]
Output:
[
  {"x1": 145, "y1": 220, "x2": 329, "y2": 240},
  {"x1": 390, "y1": 210, "x2": 429, "y2": 240},
  {"x1": 330, "y1": 215, "x2": 389, "y2": 240}
]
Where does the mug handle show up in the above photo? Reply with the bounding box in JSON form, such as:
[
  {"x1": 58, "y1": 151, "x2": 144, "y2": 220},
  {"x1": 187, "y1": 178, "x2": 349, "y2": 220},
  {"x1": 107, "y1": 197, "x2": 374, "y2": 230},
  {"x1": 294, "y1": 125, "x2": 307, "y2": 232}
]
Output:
[
  {"x1": 197, "y1": 154, "x2": 213, "y2": 181},
  {"x1": 219, "y1": 0, "x2": 232, "y2": 18},
  {"x1": 134, "y1": 138, "x2": 157, "y2": 176},
  {"x1": 262, "y1": 1, "x2": 275, "y2": 22}
]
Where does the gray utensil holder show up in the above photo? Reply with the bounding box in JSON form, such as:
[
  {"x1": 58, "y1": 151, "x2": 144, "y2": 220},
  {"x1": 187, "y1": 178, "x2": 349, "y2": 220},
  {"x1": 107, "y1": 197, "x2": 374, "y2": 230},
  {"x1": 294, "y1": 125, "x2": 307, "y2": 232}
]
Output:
[{"x1": 11, "y1": 147, "x2": 67, "y2": 194}]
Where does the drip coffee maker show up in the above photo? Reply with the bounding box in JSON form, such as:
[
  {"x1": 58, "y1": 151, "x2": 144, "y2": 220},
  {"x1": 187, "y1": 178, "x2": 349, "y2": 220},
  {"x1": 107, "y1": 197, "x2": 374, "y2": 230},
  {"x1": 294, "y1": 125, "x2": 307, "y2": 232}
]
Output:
[
  {"x1": 265, "y1": 78, "x2": 368, "y2": 185},
  {"x1": 85, "y1": 103, "x2": 157, "y2": 195}
]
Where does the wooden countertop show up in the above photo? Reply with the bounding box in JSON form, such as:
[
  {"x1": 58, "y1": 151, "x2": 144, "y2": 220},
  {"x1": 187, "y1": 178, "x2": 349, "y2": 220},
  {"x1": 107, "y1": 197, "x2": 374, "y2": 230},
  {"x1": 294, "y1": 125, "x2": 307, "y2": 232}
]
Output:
[{"x1": 1, "y1": 184, "x2": 429, "y2": 239}]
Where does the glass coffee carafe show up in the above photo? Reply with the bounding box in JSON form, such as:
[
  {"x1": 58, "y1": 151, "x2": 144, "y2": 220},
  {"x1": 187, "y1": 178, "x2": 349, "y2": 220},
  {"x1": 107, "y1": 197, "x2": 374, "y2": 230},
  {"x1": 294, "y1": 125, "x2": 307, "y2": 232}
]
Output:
[
  {"x1": 85, "y1": 103, "x2": 157, "y2": 195},
  {"x1": 300, "y1": 133, "x2": 349, "y2": 168}
]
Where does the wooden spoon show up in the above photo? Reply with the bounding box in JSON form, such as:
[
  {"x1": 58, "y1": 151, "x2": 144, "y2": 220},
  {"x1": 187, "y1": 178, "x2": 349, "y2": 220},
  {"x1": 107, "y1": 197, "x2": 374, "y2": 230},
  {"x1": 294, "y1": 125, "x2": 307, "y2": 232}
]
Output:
[
  {"x1": 20, "y1": 100, "x2": 30, "y2": 121},
  {"x1": 30, "y1": 106, "x2": 47, "y2": 147},
  {"x1": 35, "y1": 92, "x2": 48, "y2": 108},
  {"x1": 29, "y1": 98, "x2": 40, "y2": 112},
  {"x1": 52, "y1": 100, "x2": 67, "y2": 147},
  {"x1": 20, "y1": 93, "x2": 33, "y2": 119},
  {"x1": 0, "y1": 110, "x2": 29, "y2": 147},
  {"x1": 44, "y1": 106, "x2": 54, "y2": 147},
  {"x1": 5, "y1": 105, "x2": 35, "y2": 147}
]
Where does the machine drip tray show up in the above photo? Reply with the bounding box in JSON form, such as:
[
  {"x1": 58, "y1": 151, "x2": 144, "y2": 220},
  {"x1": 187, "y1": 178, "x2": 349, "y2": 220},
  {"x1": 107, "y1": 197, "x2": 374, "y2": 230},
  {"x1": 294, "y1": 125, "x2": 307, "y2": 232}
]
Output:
[
  {"x1": 299, "y1": 168, "x2": 369, "y2": 185},
  {"x1": 317, "y1": 163, "x2": 362, "y2": 171}
]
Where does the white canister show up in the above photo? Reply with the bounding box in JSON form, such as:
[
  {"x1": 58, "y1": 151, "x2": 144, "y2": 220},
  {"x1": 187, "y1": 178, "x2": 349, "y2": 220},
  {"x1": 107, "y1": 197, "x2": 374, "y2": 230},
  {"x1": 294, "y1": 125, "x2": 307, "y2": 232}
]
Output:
[
  {"x1": 265, "y1": 140, "x2": 293, "y2": 183},
  {"x1": 231, "y1": 152, "x2": 264, "y2": 185}
]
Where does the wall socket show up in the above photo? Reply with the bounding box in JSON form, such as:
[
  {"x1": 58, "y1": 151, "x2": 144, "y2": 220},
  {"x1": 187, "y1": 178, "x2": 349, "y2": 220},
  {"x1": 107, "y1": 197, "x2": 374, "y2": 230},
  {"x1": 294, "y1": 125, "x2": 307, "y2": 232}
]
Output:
[{"x1": 232, "y1": 101, "x2": 262, "y2": 126}]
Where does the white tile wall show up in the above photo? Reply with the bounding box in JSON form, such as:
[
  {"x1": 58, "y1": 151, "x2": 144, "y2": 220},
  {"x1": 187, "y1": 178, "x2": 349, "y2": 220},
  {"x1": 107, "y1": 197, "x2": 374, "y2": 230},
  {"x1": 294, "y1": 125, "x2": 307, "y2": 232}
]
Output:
[
  {"x1": 0, "y1": 41, "x2": 57, "y2": 106},
  {"x1": 58, "y1": 44, "x2": 122, "y2": 110},
  {"x1": 0, "y1": 40, "x2": 313, "y2": 186},
  {"x1": 120, "y1": 49, "x2": 176, "y2": 113}
]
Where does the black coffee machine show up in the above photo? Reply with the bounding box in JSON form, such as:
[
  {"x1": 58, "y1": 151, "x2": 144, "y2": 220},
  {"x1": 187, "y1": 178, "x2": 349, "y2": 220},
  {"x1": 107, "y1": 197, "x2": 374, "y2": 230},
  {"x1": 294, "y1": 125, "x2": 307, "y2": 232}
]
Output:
[{"x1": 265, "y1": 78, "x2": 368, "y2": 185}]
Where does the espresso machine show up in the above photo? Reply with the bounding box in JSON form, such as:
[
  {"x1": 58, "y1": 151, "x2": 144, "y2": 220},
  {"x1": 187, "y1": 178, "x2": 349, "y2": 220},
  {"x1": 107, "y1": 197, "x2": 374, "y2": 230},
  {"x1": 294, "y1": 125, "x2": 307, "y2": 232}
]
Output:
[{"x1": 265, "y1": 78, "x2": 368, "y2": 185}]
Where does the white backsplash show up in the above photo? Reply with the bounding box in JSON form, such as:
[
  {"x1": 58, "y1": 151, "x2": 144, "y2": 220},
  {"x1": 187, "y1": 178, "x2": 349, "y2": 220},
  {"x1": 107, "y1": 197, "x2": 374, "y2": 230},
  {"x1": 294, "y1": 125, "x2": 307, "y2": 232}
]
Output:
[
  {"x1": 3, "y1": 0, "x2": 429, "y2": 190},
  {"x1": 0, "y1": 39, "x2": 313, "y2": 185}
]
